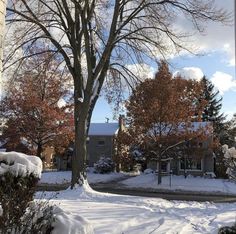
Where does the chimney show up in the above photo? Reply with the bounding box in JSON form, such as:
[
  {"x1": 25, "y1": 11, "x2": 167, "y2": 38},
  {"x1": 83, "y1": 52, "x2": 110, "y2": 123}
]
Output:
[{"x1": 118, "y1": 115, "x2": 125, "y2": 131}]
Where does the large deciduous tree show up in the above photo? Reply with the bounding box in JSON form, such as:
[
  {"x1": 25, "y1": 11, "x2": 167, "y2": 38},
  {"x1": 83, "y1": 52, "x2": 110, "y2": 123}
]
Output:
[
  {"x1": 125, "y1": 61, "x2": 207, "y2": 184},
  {"x1": 1, "y1": 53, "x2": 73, "y2": 158},
  {"x1": 6, "y1": 0, "x2": 229, "y2": 187}
]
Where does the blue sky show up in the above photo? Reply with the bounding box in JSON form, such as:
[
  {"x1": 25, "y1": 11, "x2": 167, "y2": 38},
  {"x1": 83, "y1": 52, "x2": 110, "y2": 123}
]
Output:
[{"x1": 92, "y1": 0, "x2": 235, "y2": 123}]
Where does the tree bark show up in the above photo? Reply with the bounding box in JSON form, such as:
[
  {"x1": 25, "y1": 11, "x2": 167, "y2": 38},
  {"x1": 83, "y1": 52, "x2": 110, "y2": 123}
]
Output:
[
  {"x1": 71, "y1": 79, "x2": 96, "y2": 188},
  {"x1": 36, "y1": 142, "x2": 43, "y2": 158},
  {"x1": 71, "y1": 96, "x2": 89, "y2": 187},
  {"x1": 71, "y1": 119, "x2": 87, "y2": 187}
]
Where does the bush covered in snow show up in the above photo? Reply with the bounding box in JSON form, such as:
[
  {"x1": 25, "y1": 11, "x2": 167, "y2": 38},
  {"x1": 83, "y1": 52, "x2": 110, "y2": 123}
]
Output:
[
  {"x1": 0, "y1": 171, "x2": 39, "y2": 231},
  {"x1": 8, "y1": 200, "x2": 55, "y2": 234},
  {"x1": 94, "y1": 157, "x2": 115, "y2": 174},
  {"x1": 222, "y1": 145, "x2": 236, "y2": 182},
  {"x1": 144, "y1": 168, "x2": 154, "y2": 174},
  {"x1": 0, "y1": 152, "x2": 55, "y2": 233},
  {"x1": 218, "y1": 223, "x2": 236, "y2": 234}
]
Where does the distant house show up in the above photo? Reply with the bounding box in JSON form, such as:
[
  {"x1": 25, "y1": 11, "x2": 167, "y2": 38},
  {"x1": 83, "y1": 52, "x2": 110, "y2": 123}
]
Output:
[
  {"x1": 147, "y1": 122, "x2": 215, "y2": 177},
  {"x1": 56, "y1": 116, "x2": 125, "y2": 170},
  {"x1": 86, "y1": 122, "x2": 120, "y2": 166},
  {"x1": 0, "y1": 138, "x2": 31, "y2": 155}
]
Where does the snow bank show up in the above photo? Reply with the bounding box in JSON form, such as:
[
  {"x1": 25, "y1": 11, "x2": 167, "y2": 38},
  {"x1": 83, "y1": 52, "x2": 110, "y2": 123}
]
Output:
[
  {"x1": 52, "y1": 206, "x2": 94, "y2": 234},
  {"x1": 0, "y1": 152, "x2": 42, "y2": 178}
]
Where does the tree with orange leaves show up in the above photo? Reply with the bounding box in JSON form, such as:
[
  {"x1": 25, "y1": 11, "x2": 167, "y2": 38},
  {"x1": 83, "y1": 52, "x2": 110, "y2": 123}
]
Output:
[
  {"x1": 126, "y1": 61, "x2": 207, "y2": 184},
  {"x1": 1, "y1": 53, "x2": 74, "y2": 158}
]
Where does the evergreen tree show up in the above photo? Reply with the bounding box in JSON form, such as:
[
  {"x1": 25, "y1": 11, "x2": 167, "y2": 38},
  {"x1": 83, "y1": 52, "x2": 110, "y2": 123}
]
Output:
[
  {"x1": 224, "y1": 114, "x2": 236, "y2": 147},
  {"x1": 200, "y1": 76, "x2": 225, "y2": 140}
]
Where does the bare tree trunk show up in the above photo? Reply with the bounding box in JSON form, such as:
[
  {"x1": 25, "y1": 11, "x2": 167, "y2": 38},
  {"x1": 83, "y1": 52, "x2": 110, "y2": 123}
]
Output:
[
  {"x1": 71, "y1": 97, "x2": 89, "y2": 187},
  {"x1": 71, "y1": 119, "x2": 87, "y2": 187},
  {"x1": 36, "y1": 142, "x2": 43, "y2": 158}
]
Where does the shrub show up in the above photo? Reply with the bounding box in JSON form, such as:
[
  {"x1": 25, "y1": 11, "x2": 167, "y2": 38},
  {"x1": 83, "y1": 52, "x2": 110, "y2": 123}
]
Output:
[
  {"x1": 94, "y1": 157, "x2": 115, "y2": 173},
  {"x1": 0, "y1": 172, "x2": 55, "y2": 233},
  {"x1": 0, "y1": 152, "x2": 54, "y2": 233},
  {"x1": 0, "y1": 172, "x2": 39, "y2": 232},
  {"x1": 16, "y1": 200, "x2": 55, "y2": 234},
  {"x1": 218, "y1": 223, "x2": 236, "y2": 234}
]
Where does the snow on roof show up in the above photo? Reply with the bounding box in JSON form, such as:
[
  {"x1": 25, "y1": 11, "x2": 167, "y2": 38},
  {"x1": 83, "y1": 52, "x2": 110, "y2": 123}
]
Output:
[
  {"x1": 88, "y1": 123, "x2": 119, "y2": 136},
  {"x1": 0, "y1": 152, "x2": 42, "y2": 178},
  {"x1": 190, "y1": 122, "x2": 212, "y2": 130},
  {"x1": 149, "y1": 122, "x2": 213, "y2": 136}
]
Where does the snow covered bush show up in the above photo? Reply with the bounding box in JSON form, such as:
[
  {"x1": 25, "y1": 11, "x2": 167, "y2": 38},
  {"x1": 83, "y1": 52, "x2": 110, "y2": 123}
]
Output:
[
  {"x1": 218, "y1": 222, "x2": 236, "y2": 234},
  {"x1": 11, "y1": 200, "x2": 55, "y2": 234},
  {"x1": 94, "y1": 157, "x2": 115, "y2": 174},
  {"x1": 144, "y1": 168, "x2": 154, "y2": 174},
  {"x1": 0, "y1": 152, "x2": 46, "y2": 233},
  {"x1": 222, "y1": 145, "x2": 236, "y2": 182}
]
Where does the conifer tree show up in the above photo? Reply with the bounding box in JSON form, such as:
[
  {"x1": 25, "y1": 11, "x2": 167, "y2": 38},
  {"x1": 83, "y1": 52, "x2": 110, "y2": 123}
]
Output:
[{"x1": 200, "y1": 77, "x2": 225, "y2": 139}]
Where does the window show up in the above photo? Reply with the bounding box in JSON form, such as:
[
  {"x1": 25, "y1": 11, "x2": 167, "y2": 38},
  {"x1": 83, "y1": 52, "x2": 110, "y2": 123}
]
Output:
[
  {"x1": 198, "y1": 142, "x2": 203, "y2": 148},
  {"x1": 161, "y1": 162, "x2": 168, "y2": 172},
  {"x1": 97, "y1": 139, "x2": 105, "y2": 146},
  {"x1": 180, "y1": 158, "x2": 202, "y2": 170}
]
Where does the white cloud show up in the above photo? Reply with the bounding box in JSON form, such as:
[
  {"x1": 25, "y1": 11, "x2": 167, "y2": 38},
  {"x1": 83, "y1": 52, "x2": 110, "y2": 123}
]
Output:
[
  {"x1": 222, "y1": 43, "x2": 235, "y2": 66},
  {"x1": 126, "y1": 63, "x2": 155, "y2": 80},
  {"x1": 211, "y1": 71, "x2": 236, "y2": 95},
  {"x1": 57, "y1": 98, "x2": 67, "y2": 108},
  {"x1": 173, "y1": 0, "x2": 234, "y2": 66},
  {"x1": 173, "y1": 67, "x2": 203, "y2": 82},
  {"x1": 224, "y1": 111, "x2": 235, "y2": 121}
]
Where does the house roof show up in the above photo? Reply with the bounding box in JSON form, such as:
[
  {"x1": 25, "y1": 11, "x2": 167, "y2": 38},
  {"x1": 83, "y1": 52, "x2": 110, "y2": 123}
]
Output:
[
  {"x1": 88, "y1": 123, "x2": 119, "y2": 136},
  {"x1": 149, "y1": 121, "x2": 213, "y2": 136}
]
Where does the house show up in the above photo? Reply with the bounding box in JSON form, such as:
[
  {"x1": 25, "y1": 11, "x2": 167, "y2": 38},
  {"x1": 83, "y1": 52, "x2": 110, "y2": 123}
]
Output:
[
  {"x1": 86, "y1": 122, "x2": 120, "y2": 166},
  {"x1": 56, "y1": 116, "x2": 125, "y2": 170},
  {"x1": 147, "y1": 122, "x2": 215, "y2": 177}
]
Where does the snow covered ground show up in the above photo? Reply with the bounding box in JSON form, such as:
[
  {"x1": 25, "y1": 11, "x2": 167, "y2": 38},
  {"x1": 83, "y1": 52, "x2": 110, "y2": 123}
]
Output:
[
  {"x1": 121, "y1": 173, "x2": 236, "y2": 194},
  {"x1": 40, "y1": 170, "x2": 126, "y2": 184},
  {"x1": 44, "y1": 182, "x2": 236, "y2": 234}
]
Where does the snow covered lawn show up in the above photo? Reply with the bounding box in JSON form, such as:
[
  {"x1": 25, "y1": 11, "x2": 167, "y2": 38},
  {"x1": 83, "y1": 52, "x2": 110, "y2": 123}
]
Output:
[
  {"x1": 40, "y1": 170, "x2": 236, "y2": 195},
  {"x1": 46, "y1": 183, "x2": 236, "y2": 234},
  {"x1": 40, "y1": 170, "x2": 126, "y2": 184},
  {"x1": 121, "y1": 173, "x2": 236, "y2": 194}
]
